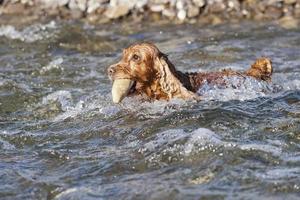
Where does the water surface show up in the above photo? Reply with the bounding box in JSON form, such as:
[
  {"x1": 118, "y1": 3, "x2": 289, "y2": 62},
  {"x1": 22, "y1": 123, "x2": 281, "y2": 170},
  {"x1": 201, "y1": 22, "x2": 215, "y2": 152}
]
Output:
[{"x1": 0, "y1": 20, "x2": 300, "y2": 199}]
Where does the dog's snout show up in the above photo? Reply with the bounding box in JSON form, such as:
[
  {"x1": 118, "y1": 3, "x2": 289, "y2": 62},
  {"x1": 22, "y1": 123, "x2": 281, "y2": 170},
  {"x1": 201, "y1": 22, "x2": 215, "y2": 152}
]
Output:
[{"x1": 107, "y1": 65, "x2": 116, "y2": 76}]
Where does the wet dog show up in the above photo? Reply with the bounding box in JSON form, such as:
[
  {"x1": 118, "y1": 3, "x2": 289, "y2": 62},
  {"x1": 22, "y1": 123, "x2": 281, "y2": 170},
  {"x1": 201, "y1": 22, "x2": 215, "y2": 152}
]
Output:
[{"x1": 108, "y1": 42, "x2": 272, "y2": 103}]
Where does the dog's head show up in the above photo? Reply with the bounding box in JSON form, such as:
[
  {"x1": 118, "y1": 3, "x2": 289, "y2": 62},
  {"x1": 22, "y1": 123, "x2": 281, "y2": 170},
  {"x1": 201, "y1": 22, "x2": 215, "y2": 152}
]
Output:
[
  {"x1": 107, "y1": 42, "x2": 196, "y2": 103},
  {"x1": 108, "y1": 42, "x2": 162, "y2": 83}
]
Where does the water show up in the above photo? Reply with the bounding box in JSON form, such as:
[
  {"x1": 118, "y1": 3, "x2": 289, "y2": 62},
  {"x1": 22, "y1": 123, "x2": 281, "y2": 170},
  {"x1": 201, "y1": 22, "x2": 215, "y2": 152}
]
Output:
[{"x1": 0, "y1": 20, "x2": 299, "y2": 200}]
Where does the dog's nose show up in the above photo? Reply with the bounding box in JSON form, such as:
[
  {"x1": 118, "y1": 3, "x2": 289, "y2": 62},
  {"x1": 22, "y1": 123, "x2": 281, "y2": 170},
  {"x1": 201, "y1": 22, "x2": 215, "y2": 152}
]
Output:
[{"x1": 107, "y1": 65, "x2": 115, "y2": 76}]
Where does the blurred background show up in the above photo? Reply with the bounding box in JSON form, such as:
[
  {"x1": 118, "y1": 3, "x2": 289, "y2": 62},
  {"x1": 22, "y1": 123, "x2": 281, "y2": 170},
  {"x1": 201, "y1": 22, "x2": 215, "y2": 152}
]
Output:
[{"x1": 0, "y1": 0, "x2": 299, "y2": 27}]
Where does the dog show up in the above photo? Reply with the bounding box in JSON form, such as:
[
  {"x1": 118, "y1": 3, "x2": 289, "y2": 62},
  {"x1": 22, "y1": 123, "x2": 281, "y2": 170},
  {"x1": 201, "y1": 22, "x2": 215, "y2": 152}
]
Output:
[{"x1": 108, "y1": 42, "x2": 272, "y2": 103}]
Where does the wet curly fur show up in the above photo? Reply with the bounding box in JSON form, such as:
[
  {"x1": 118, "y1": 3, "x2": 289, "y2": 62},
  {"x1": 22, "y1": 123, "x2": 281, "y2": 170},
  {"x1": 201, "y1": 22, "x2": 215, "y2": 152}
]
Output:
[{"x1": 108, "y1": 42, "x2": 272, "y2": 101}]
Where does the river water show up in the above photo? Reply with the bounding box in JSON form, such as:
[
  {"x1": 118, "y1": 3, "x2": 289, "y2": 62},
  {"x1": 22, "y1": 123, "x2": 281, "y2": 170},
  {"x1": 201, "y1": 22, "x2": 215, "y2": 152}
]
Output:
[{"x1": 0, "y1": 20, "x2": 299, "y2": 199}]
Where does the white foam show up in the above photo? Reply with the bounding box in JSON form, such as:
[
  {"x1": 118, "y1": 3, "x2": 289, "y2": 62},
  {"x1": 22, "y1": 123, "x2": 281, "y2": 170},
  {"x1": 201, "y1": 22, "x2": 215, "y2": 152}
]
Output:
[
  {"x1": 140, "y1": 127, "x2": 286, "y2": 165},
  {"x1": 143, "y1": 129, "x2": 188, "y2": 152},
  {"x1": 0, "y1": 21, "x2": 57, "y2": 42},
  {"x1": 184, "y1": 128, "x2": 223, "y2": 155},
  {"x1": 282, "y1": 79, "x2": 300, "y2": 91},
  {"x1": 50, "y1": 89, "x2": 179, "y2": 122},
  {"x1": 197, "y1": 76, "x2": 274, "y2": 101},
  {"x1": 42, "y1": 90, "x2": 73, "y2": 112},
  {"x1": 141, "y1": 128, "x2": 224, "y2": 159},
  {"x1": 50, "y1": 92, "x2": 186, "y2": 122},
  {"x1": 120, "y1": 97, "x2": 188, "y2": 118},
  {"x1": 40, "y1": 57, "x2": 64, "y2": 74},
  {"x1": 51, "y1": 93, "x2": 121, "y2": 122}
]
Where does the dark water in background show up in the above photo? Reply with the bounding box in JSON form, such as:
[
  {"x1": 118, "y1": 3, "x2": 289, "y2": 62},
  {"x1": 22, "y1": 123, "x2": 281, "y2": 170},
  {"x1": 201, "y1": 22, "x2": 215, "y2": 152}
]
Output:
[{"x1": 0, "y1": 20, "x2": 299, "y2": 200}]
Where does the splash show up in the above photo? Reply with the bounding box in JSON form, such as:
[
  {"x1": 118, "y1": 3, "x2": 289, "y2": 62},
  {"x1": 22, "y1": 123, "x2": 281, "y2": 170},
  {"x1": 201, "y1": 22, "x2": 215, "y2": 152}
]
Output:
[
  {"x1": 42, "y1": 90, "x2": 73, "y2": 112},
  {"x1": 197, "y1": 76, "x2": 275, "y2": 101},
  {"x1": 40, "y1": 57, "x2": 64, "y2": 75},
  {"x1": 50, "y1": 93, "x2": 121, "y2": 122},
  {"x1": 139, "y1": 127, "x2": 284, "y2": 166},
  {"x1": 0, "y1": 21, "x2": 57, "y2": 42},
  {"x1": 120, "y1": 97, "x2": 188, "y2": 118}
]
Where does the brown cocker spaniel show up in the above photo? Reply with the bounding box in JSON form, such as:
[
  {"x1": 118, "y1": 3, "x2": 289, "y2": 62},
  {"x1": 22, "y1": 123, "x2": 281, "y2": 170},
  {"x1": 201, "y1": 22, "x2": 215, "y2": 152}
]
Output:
[{"x1": 108, "y1": 42, "x2": 272, "y2": 103}]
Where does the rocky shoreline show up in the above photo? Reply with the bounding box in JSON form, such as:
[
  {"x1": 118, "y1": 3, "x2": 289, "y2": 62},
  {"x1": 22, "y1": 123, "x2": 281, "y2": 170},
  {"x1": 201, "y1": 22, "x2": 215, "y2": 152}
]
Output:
[{"x1": 0, "y1": 0, "x2": 299, "y2": 27}]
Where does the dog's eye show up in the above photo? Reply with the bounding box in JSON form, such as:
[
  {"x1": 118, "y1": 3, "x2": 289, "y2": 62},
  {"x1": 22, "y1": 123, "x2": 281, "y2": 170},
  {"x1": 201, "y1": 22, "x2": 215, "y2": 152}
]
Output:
[{"x1": 132, "y1": 54, "x2": 140, "y2": 61}]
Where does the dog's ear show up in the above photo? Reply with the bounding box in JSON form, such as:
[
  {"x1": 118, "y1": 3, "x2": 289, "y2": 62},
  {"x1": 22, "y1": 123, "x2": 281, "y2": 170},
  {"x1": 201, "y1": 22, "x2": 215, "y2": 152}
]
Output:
[
  {"x1": 154, "y1": 54, "x2": 199, "y2": 100},
  {"x1": 246, "y1": 58, "x2": 273, "y2": 82}
]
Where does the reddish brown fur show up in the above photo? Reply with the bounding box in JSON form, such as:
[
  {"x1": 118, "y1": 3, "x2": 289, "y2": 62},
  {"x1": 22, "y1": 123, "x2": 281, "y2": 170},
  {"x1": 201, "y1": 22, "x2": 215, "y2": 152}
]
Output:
[{"x1": 108, "y1": 42, "x2": 273, "y2": 101}]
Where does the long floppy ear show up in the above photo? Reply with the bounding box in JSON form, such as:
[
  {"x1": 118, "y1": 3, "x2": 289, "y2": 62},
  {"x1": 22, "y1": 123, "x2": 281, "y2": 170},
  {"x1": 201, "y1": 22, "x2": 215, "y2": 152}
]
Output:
[
  {"x1": 154, "y1": 54, "x2": 199, "y2": 100},
  {"x1": 246, "y1": 57, "x2": 273, "y2": 82}
]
